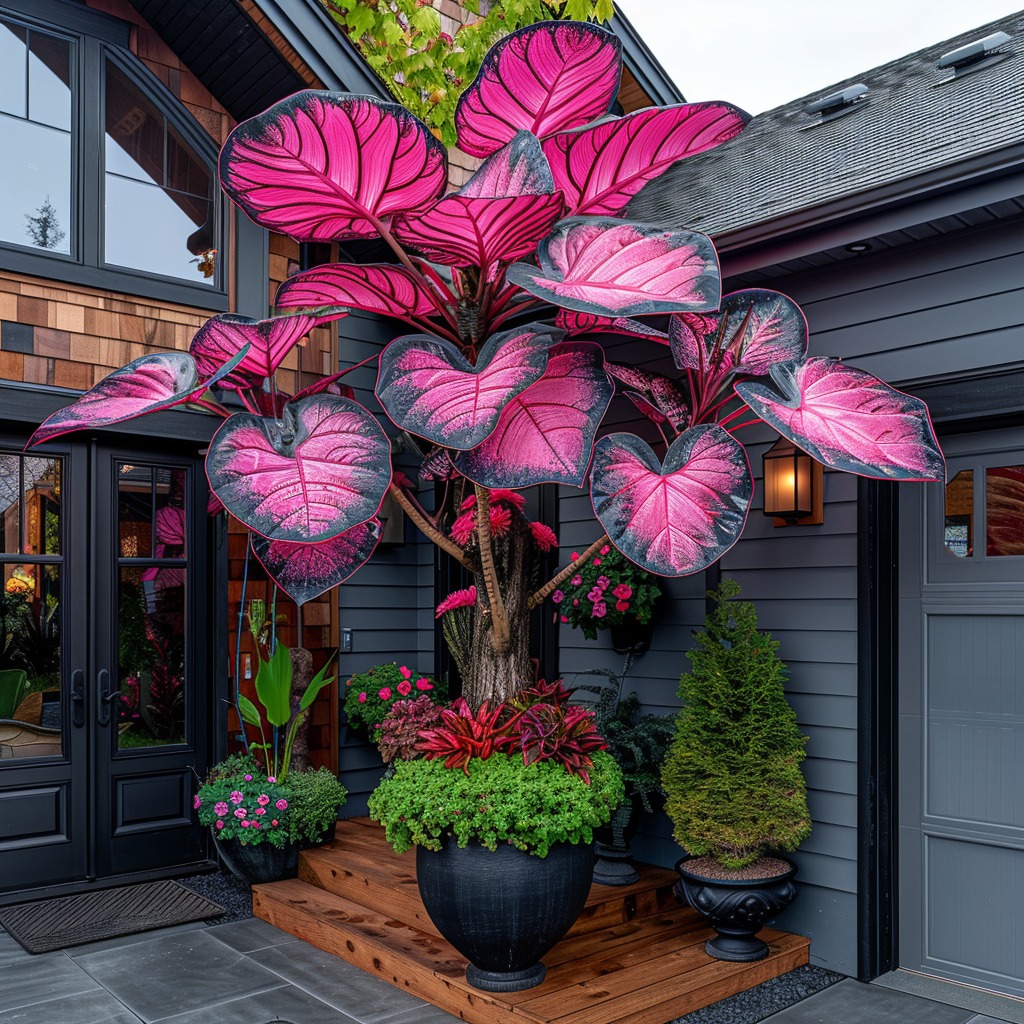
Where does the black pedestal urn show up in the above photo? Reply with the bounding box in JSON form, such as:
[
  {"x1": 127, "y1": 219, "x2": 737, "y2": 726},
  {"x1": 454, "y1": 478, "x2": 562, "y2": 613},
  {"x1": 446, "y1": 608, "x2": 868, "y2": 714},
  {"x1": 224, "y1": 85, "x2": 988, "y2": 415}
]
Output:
[
  {"x1": 416, "y1": 835, "x2": 594, "y2": 992},
  {"x1": 214, "y1": 833, "x2": 299, "y2": 885},
  {"x1": 674, "y1": 855, "x2": 797, "y2": 962}
]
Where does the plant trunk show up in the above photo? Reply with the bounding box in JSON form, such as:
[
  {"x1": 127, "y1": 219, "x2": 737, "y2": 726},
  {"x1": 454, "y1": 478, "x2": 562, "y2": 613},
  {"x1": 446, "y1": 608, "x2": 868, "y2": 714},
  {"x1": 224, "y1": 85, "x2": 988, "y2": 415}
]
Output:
[
  {"x1": 462, "y1": 516, "x2": 535, "y2": 707},
  {"x1": 288, "y1": 646, "x2": 312, "y2": 772}
]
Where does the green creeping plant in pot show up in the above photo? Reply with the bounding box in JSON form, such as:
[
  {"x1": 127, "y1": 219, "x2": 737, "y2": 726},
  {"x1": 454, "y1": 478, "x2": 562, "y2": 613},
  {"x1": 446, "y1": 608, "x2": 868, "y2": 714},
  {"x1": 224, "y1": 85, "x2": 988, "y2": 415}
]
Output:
[
  {"x1": 369, "y1": 680, "x2": 624, "y2": 992},
  {"x1": 661, "y1": 579, "x2": 811, "y2": 962}
]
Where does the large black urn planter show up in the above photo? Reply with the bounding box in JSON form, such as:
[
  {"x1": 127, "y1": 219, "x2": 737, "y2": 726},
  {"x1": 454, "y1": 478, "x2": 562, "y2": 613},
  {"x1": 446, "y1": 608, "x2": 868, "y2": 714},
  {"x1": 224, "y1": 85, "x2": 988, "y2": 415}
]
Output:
[
  {"x1": 416, "y1": 836, "x2": 594, "y2": 992},
  {"x1": 213, "y1": 833, "x2": 299, "y2": 885},
  {"x1": 674, "y1": 855, "x2": 797, "y2": 962}
]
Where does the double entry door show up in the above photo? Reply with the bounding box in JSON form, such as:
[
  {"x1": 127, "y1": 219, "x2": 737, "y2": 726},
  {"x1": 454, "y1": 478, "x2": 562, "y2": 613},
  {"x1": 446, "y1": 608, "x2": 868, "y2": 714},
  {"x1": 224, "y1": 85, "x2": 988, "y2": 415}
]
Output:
[{"x1": 0, "y1": 436, "x2": 213, "y2": 897}]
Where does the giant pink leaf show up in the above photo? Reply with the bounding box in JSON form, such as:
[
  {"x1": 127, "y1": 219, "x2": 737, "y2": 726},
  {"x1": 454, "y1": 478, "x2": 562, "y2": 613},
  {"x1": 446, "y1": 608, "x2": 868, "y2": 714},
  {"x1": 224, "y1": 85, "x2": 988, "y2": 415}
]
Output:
[
  {"x1": 543, "y1": 103, "x2": 749, "y2": 217},
  {"x1": 555, "y1": 309, "x2": 669, "y2": 343},
  {"x1": 590, "y1": 427, "x2": 752, "y2": 576},
  {"x1": 205, "y1": 394, "x2": 391, "y2": 543},
  {"x1": 393, "y1": 133, "x2": 564, "y2": 268},
  {"x1": 190, "y1": 312, "x2": 325, "y2": 385},
  {"x1": 735, "y1": 357, "x2": 945, "y2": 481},
  {"x1": 220, "y1": 91, "x2": 447, "y2": 241},
  {"x1": 375, "y1": 325, "x2": 560, "y2": 450},
  {"x1": 28, "y1": 350, "x2": 245, "y2": 447},
  {"x1": 507, "y1": 218, "x2": 720, "y2": 317},
  {"x1": 456, "y1": 342, "x2": 613, "y2": 488},
  {"x1": 455, "y1": 21, "x2": 622, "y2": 158},
  {"x1": 251, "y1": 519, "x2": 382, "y2": 605},
  {"x1": 275, "y1": 263, "x2": 442, "y2": 327}
]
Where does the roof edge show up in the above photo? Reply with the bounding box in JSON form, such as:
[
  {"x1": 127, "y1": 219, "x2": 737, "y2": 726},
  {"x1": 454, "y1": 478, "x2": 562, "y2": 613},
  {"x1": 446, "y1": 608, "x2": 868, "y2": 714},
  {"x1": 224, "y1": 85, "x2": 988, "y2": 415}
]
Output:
[{"x1": 607, "y1": 8, "x2": 685, "y2": 106}]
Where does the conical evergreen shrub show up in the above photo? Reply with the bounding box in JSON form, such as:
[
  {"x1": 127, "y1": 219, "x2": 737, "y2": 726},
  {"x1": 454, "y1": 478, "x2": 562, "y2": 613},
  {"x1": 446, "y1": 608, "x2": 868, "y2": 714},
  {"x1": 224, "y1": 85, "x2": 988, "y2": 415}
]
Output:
[{"x1": 661, "y1": 579, "x2": 811, "y2": 869}]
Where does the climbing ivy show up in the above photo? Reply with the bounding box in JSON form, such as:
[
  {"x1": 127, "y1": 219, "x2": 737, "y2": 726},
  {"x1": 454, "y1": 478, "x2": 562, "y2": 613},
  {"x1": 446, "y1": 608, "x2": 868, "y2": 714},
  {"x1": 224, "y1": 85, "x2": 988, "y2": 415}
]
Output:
[{"x1": 321, "y1": 0, "x2": 616, "y2": 146}]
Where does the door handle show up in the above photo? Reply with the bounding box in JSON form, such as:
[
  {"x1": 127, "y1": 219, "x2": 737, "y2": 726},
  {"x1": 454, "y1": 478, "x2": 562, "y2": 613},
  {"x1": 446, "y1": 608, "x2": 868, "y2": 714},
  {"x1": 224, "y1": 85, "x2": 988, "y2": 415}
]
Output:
[
  {"x1": 96, "y1": 669, "x2": 118, "y2": 726},
  {"x1": 71, "y1": 669, "x2": 86, "y2": 728}
]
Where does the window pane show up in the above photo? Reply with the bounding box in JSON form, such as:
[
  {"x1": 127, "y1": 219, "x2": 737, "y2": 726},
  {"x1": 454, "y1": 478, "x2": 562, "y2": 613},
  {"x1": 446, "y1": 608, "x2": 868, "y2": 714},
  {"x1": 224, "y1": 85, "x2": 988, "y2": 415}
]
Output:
[
  {"x1": 0, "y1": 455, "x2": 20, "y2": 556},
  {"x1": 0, "y1": 19, "x2": 27, "y2": 119},
  {"x1": 117, "y1": 566, "x2": 186, "y2": 748},
  {"x1": 986, "y1": 465, "x2": 1024, "y2": 558},
  {"x1": 944, "y1": 469, "x2": 973, "y2": 558},
  {"x1": 0, "y1": 564, "x2": 62, "y2": 761},
  {"x1": 28, "y1": 30, "x2": 71, "y2": 131},
  {"x1": 0, "y1": 116, "x2": 71, "y2": 253},
  {"x1": 119, "y1": 464, "x2": 153, "y2": 559},
  {"x1": 105, "y1": 62, "x2": 163, "y2": 185},
  {"x1": 154, "y1": 468, "x2": 187, "y2": 558},
  {"x1": 23, "y1": 457, "x2": 60, "y2": 556}
]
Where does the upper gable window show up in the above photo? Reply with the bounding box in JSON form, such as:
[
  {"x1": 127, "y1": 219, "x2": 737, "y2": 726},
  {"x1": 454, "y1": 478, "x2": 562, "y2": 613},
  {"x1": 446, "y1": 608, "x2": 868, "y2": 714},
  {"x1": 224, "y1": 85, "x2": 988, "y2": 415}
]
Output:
[{"x1": 0, "y1": 4, "x2": 224, "y2": 306}]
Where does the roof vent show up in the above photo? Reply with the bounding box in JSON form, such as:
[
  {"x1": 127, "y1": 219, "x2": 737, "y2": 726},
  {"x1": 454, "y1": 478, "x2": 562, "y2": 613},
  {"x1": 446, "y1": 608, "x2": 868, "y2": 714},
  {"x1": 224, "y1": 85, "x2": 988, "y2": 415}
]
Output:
[
  {"x1": 936, "y1": 30, "x2": 1013, "y2": 80},
  {"x1": 801, "y1": 84, "x2": 869, "y2": 128}
]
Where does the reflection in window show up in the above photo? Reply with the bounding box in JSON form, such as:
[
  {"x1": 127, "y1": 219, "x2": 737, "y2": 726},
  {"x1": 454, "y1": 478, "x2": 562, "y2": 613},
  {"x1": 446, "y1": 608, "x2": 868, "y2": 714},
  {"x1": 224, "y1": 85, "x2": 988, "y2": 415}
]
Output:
[
  {"x1": 986, "y1": 465, "x2": 1024, "y2": 558},
  {"x1": 104, "y1": 61, "x2": 215, "y2": 284},
  {"x1": 944, "y1": 470, "x2": 973, "y2": 558},
  {"x1": 0, "y1": 18, "x2": 72, "y2": 254}
]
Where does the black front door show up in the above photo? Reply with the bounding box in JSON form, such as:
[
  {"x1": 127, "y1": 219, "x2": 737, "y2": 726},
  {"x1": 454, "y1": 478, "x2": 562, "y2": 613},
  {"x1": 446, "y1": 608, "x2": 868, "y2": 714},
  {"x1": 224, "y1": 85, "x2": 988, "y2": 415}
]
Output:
[{"x1": 0, "y1": 436, "x2": 213, "y2": 896}]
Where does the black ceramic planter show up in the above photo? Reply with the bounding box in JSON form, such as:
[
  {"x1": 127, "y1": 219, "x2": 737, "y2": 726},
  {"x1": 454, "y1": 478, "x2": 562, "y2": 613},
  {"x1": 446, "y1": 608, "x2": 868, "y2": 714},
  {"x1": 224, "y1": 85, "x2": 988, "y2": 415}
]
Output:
[
  {"x1": 608, "y1": 619, "x2": 654, "y2": 655},
  {"x1": 674, "y1": 855, "x2": 797, "y2": 962},
  {"x1": 593, "y1": 804, "x2": 639, "y2": 886},
  {"x1": 416, "y1": 836, "x2": 594, "y2": 992},
  {"x1": 213, "y1": 832, "x2": 299, "y2": 884}
]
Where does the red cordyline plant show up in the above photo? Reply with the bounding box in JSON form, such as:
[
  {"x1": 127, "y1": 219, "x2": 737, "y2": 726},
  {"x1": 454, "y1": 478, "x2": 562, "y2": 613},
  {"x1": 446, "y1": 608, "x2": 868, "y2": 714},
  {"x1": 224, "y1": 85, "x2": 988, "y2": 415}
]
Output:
[{"x1": 27, "y1": 22, "x2": 945, "y2": 709}]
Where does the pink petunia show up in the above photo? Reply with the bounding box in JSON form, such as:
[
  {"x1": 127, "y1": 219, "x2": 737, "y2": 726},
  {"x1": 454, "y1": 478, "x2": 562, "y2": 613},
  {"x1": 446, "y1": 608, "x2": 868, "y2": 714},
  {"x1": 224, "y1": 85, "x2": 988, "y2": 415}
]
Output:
[
  {"x1": 399, "y1": 666, "x2": 412, "y2": 679},
  {"x1": 416, "y1": 679, "x2": 433, "y2": 691},
  {"x1": 435, "y1": 586, "x2": 477, "y2": 618},
  {"x1": 616, "y1": 600, "x2": 630, "y2": 612},
  {"x1": 571, "y1": 575, "x2": 583, "y2": 586},
  {"x1": 257, "y1": 794, "x2": 270, "y2": 806},
  {"x1": 214, "y1": 802, "x2": 229, "y2": 817},
  {"x1": 613, "y1": 584, "x2": 633, "y2": 599},
  {"x1": 588, "y1": 587, "x2": 603, "y2": 602},
  {"x1": 529, "y1": 521, "x2": 558, "y2": 552},
  {"x1": 593, "y1": 602, "x2": 607, "y2": 618},
  {"x1": 234, "y1": 807, "x2": 247, "y2": 819},
  {"x1": 276, "y1": 799, "x2": 288, "y2": 810},
  {"x1": 229, "y1": 790, "x2": 244, "y2": 804},
  {"x1": 597, "y1": 576, "x2": 610, "y2": 588},
  {"x1": 378, "y1": 687, "x2": 392, "y2": 700},
  {"x1": 551, "y1": 590, "x2": 564, "y2": 604},
  {"x1": 397, "y1": 680, "x2": 412, "y2": 696}
]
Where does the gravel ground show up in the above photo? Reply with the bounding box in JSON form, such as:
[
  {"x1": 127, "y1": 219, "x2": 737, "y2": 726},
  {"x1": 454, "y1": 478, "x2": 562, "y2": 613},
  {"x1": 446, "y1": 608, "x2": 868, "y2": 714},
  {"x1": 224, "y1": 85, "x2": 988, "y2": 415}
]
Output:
[{"x1": 178, "y1": 867, "x2": 843, "y2": 1024}]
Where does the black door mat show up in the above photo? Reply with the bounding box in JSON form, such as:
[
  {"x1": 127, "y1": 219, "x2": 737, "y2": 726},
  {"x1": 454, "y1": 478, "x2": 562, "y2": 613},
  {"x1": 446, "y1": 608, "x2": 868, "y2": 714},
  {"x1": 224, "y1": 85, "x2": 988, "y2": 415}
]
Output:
[{"x1": 0, "y1": 878, "x2": 225, "y2": 953}]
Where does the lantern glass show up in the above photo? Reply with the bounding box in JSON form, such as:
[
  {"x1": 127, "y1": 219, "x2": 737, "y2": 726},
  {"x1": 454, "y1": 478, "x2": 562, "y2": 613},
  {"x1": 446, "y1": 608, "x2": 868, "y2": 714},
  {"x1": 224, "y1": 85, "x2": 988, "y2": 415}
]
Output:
[{"x1": 763, "y1": 439, "x2": 815, "y2": 521}]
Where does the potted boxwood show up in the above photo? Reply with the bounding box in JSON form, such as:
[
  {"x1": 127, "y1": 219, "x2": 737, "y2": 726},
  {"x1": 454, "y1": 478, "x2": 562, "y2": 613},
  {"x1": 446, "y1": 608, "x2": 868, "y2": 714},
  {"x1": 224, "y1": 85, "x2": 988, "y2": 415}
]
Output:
[
  {"x1": 369, "y1": 680, "x2": 624, "y2": 992},
  {"x1": 285, "y1": 766, "x2": 349, "y2": 848},
  {"x1": 661, "y1": 579, "x2": 811, "y2": 962}
]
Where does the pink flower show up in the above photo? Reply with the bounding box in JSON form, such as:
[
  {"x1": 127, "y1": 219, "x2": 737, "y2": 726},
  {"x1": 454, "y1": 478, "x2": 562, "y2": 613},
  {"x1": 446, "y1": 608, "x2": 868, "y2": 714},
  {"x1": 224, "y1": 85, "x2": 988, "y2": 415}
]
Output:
[
  {"x1": 193, "y1": 794, "x2": 201, "y2": 810},
  {"x1": 358, "y1": 692, "x2": 367, "y2": 703},
  {"x1": 397, "y1": 680, "x2": 412, "y2": 696},
  {"x1": 267, "y1": 777, "x2": 276, "y2": 783},
  {"x1": 460, "y1": 493, "x2": 477, "y2": 510},
  {"x1": 571, "y1": 575, "x2": 583, "y2": 586},
  {"x1": 271, "y1": 819, "x2": 279, "y2": 826},
  {"x1": 571, "y1": 551, "x2": 579, "y2": 560},
  {"x1": 243, "y1": 773, "x2": 253, "y2": 781},
  {"x1": 216, "y1": 820, "x2": 225, "y2": 830},
  {"x1": 561, "y1": 615, "x2": 569, "y2": 623},
  {"x1": 214, "y1": 802, "x2": 229, "y2": 817},
  {"x1": 416, "y1": 678, "x2": 433, "y2": 691},
  {"x1": 616, "y1": 600, "x2": 630, "y2": 612},
  {"x1": 276, "y1": 799, "x2": 288, "y2": 810},
  {"x1": 588, "y1": 587, "x2": 603, "y2": 602},
  {"x1": 573, "y1": 599, "x2": 579, "y2": 606},
  {"x1": 600, "y1": 545, "x2": 611, "y2": 555},
  {"x1": 551, "y1": 590, "x2": 564, "y2": 604},
  {"x1": 435, "y1": 586, "x2": 477, "y2": 618},
  {"x1": 399, "y1": 666, "x2": 412, "y2": 679},
  {"x1": 257, "y1": 794, "x2": 270, "y2": 806},
  {"x1": 229, "y1": 790, "x2": 244, "y2": 804},
  {"x1": 488, "y1": 505, "x2": 512, "y2": 536},
  {"x1": 613, "y1": 584, "x2": 633, "y2": 599},
  {"x1": 450, "y1": 510, "x2": 476, "y2": 545},
  {"x1": 378, "y1": 687, "x2": 392, "y2": 700},
  {"x1": 489, "y1": 489, "x2": 526, "y2": 511},
  {"x1": 529, "y1": 521, "x2": 558, "y2": 552},
  {"x1": 593, "y1": 557, "x2": 602, "y2": 566},
  {"x1": 252, "y1": 822, "x2": 261, "y2": 829},
  {"x1": 597, "y1": 576, "x2": 610, "y2": 588},
  {"x1": 255, "y1": 807, "x2": 266, "y2": 816},
  {"x1": 240, "y1": 820, "x2": 250, "y2": 828},
  {"x1": 234, "y1": 808, "x2": 247, "y2": 819},
  {"x1": 593, "y1": 602, "x2": 607, "y2": 618}
]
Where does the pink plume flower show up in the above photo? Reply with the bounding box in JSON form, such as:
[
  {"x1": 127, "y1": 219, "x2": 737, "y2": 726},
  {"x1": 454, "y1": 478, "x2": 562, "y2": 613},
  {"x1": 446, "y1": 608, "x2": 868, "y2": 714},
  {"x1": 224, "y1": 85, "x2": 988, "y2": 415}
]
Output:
[
  {"x1": 378, "y1": 687, "x2": 392, "y2": 700},
  {"x1": 488, "y1": 505, "x2": 512, "y2": 536},
  {"x1": 450, "y1": 511, "x2": 476, "y2": 545},
  {"x1": 613, "y1": 584, "x2": 633, "y2": 599},
  {"x1": 489, "y1": 489, "x2": 526, "y2": 511},
  {"x1": 436, "y1": 586, "x2": 477, "y2": 618},
  {"x1": 529, "y1": 521, "x2": 558, "y2": 552}
]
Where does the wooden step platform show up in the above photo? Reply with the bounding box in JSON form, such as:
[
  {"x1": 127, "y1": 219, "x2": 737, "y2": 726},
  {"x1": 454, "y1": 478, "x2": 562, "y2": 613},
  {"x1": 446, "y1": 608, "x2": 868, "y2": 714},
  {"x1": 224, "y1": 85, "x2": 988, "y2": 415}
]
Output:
[{"x1": 253, "y1": 818, "x2": 809, "y2": 1024}]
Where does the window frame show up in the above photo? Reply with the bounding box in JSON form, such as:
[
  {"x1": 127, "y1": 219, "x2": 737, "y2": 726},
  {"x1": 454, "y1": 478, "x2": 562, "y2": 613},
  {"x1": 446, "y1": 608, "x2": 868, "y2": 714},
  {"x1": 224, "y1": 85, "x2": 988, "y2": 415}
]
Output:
[{"x1": 0, "y1": 0, "x2": 228, "y2": 311}]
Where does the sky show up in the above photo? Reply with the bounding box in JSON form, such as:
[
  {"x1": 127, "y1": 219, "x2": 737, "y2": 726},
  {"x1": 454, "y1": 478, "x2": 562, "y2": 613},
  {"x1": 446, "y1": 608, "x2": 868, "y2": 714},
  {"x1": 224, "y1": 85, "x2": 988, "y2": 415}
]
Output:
[{"x1": 619, "y1": 1, "x2": 1022, "y2": 114}]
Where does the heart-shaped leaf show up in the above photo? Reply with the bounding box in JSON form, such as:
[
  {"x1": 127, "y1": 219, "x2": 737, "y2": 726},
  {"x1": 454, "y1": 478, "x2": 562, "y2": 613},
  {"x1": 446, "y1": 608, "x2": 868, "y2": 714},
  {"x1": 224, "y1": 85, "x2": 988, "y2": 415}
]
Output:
[
  {"x1": 251, "y1": 518, "x2": 382, "y2": 605},
  {"x1": 544, "y1": 103, "x2": 749, "y2": 217},
  {"x1": 555, "y1": 309, "x2": 669, "y2": 343},
  {"x1": 28, "y1": 350, "x2": 245, "y2": 447},
  {"x1": 667, "y1": 312, "x2": 719, "y2": 371},
  {"x1": 376, "y1": 325, "x2": 560, "y2": 450},
  {"x1": 507, "y1": 217, "x2": 720, "y2": 317},
  {"x1": 455, "y1": 21, "x2": 622, "y2": 158},
  {"x1": 190, "y1": 312, "x2": 325, "y2": 385},
  {"x1": 714, "y1": 289, "x2": 807, "y2": 376},
  {"x1": 206, "y1": 394, "x2": 391, "y2": 542},
  {"x1": 456, "y1": 342, "x2": 614, "y2": 488},
  {"x1": 275, "y1": 263, "x2": 442, "y2": 326},
  {"x1": 735, "y1": 357, "x2": 946, "y2": 481},
  {"x1": 393, "y1": 133, "x2": 564, "y2": 268},
  {"x1": 220, "y1": 91, "x2": 448, "y2": 241},
  {"x1": 591, "y1": 426, "x2": 752, "y2": 576}
]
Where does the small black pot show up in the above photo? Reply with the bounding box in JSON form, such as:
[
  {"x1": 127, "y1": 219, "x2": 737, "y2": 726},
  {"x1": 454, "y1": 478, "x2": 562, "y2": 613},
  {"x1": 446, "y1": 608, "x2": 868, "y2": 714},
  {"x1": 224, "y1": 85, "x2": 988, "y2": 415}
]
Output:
[
  {"x1": 608, "y1": 618, "x2": 654, "y2": 655},
  {"x1": 593, "y1": 803, "x2": 639, "y2": 886},
  {"x1": 416, "y1": 836, "x2": 594, "y2": 992},
  {"x1": 213, "y1": 833, "x2": 299, "y2": 885},
  {"x1": 674, "y1": 855, "x2": 797, "y2": 962}
]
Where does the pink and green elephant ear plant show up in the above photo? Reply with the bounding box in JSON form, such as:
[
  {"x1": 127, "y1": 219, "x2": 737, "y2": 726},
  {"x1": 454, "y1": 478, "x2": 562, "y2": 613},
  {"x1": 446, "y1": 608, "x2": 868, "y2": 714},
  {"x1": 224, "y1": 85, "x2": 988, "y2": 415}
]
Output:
[{"x1": 27, "y1": 21, "x2": 946, "y2": 708}]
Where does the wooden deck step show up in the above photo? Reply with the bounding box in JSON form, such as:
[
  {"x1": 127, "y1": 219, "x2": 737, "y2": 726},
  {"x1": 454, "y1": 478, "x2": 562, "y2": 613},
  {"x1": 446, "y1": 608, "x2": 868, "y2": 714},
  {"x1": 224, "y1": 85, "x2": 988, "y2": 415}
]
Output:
[{"x1": 253, "y1": 820, "x2": 811, "y2": 1024}]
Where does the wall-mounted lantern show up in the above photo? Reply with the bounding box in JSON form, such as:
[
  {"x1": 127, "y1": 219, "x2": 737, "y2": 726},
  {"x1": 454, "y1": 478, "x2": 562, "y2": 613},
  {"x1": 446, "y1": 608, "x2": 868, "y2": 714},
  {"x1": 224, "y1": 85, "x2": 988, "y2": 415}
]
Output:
[{"x1": 761, "y1": 437, "x2": 823, "y2": 526}]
